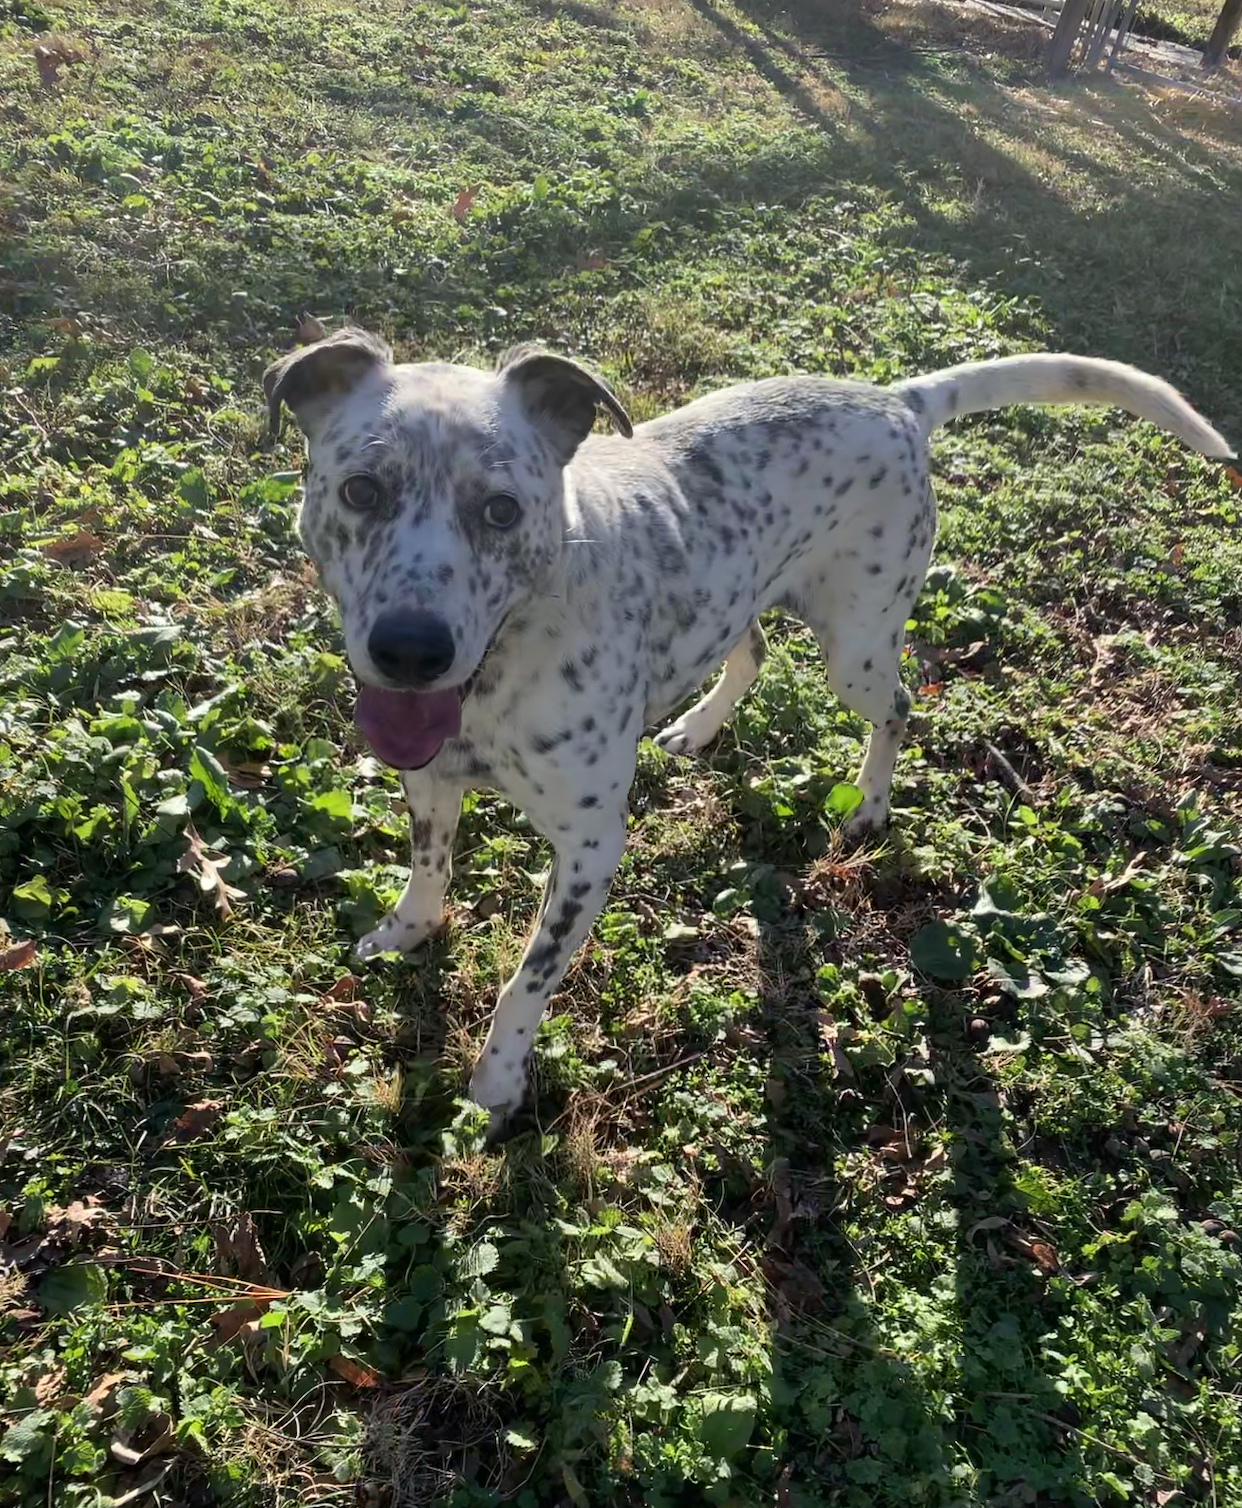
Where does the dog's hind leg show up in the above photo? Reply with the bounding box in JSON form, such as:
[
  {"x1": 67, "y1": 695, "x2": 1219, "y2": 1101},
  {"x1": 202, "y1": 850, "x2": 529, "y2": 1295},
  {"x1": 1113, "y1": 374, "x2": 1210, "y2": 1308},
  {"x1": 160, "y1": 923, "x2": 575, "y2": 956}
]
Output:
[
  {"x1": 806, "y1": 590, "x2": 920, "y2": 840},
  {"x1": 355, "y1": 771, "x2": 463, "y2": 960},
  {"x1": 655, "y1": 621, "x2": 767, "y2": 756}
]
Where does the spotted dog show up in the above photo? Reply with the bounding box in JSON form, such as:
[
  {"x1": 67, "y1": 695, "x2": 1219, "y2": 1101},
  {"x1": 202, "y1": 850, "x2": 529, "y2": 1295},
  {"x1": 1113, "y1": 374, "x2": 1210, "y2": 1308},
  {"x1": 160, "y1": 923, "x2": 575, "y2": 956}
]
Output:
[{"x1": 264, "y1": 329, "x2": 1232, "y2": 1124}]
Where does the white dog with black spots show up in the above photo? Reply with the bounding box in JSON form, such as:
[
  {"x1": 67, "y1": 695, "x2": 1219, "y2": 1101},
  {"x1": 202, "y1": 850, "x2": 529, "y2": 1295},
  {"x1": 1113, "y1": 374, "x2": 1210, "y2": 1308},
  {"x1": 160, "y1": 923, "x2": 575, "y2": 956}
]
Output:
[{"x1": 264, "y1": 329, "x2": 1231, "y2": 1128}]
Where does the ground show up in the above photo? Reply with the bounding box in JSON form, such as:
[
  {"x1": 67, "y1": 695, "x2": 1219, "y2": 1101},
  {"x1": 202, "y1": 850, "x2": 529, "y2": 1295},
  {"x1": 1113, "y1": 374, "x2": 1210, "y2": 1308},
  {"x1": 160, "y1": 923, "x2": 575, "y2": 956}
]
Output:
[{"x1": 2, "y1": 0, "x2": 1242, "y2": 1504}]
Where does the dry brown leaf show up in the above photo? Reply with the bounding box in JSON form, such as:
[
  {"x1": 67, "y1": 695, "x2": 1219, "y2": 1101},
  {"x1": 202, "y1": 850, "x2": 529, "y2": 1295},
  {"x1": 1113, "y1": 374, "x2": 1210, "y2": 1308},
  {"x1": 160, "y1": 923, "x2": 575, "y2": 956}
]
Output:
[
  {"x1": 213, "y1": 751, "x2": 271, "y2": 788},
  {"x1": 450, "y1": 185, "x2": 479, "y2": 222},
  {"x1": 761, "y1": 1252, "x2": 825, "y2": 1314},
  {"x1": 967, "y1": 1214, "x2": 1010, "y2": 1240},
  {"x1": 174, "y1": 1050, "x2": 213, "y2": 1073},
  {"x1": 50, "y1": 1200, "x2": 105, "y2": 1248},
  {"x1": 84, "y1": 1372, "x2": 128, "y2": 1411},
  {"x1": 178, "y1": 825, "x2": 245, "y2": 919},
  {"x1": 329, "y1": 1354, "x2": 381, "y2": 1388},
  {"x1": 324, "y1": 974, "x2": 361, "y2": 1002},
  {"x1": 41, "y1": 530, "x2": 104, "y2": 567},
  {"x1": 211, "y1": 1212, "x2": 270, "y2": 1284},
  {"x1": 170, "y1": 1099, "x2": 224, "y2": 1142},
  {"x1": 176, "y1": 973, "x2": 207, "y2": 1000},
  {"x1": 34, "y1": 38, "x2": 84, "y2": 87},
  {"x1": 0, "y1": 1211, "x2": 11, "y2": 1241},
  {"x1": 0, "y1": 940, "x2": 36, "y2": 971},
  {"x1": 207, "y1": 1298, "x2": 269, "y2": 1347},
  {"x1": 33, "y1": 1368, "x2": 66, "y2": 1405},
  {"x1": 295, "y1": 312, "x2": 327, "y2": 343},
  {"x1": 1010, "y1": 1234, "x2": 1059, "y2": 1274},
  {"x1": 814, "y1": 1011, "x2": 856, "y2": 1081},
  {"x1": 1225, "y1": 465, "x2": 1242, "y2": 491}
]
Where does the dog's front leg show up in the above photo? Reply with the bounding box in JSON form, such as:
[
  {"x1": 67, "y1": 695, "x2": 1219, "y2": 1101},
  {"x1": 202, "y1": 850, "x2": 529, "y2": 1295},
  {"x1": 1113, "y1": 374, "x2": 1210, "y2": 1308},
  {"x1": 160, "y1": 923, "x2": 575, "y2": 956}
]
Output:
[
  {"x1": 355, "y1": 770, "x2": 463, "y2": 961},
  {"x1": 468, "y1": 817, "x2": 626, "y2": 1125}
]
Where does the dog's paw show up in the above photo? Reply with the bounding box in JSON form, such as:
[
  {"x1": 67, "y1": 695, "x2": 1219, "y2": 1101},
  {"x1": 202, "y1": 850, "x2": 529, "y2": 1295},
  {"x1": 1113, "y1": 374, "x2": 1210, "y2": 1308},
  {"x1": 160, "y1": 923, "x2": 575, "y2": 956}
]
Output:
[
  {"x1": 354, "y1": 911, "x2": 442, "y2": 962},
  {"x1": 467, "y1": 1050, "x2": 529, "y2": 1127},
  {"x1": 654, "y1": 715, "x2": 711, "y2": 757},
  {"x1": 842, "y1": 798, "x2": 889, "y2": 846}
]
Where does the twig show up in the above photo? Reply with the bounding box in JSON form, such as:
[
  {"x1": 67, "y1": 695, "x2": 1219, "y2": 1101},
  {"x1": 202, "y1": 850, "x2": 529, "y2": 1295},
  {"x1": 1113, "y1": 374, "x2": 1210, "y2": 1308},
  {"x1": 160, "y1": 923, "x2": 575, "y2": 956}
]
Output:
[
  {"x1": 105, "y1": 1460, "x2": 174, "y2": 1508},
  {"x1": 984, "y1": 741, "x2": 1037, "y2": 802}
]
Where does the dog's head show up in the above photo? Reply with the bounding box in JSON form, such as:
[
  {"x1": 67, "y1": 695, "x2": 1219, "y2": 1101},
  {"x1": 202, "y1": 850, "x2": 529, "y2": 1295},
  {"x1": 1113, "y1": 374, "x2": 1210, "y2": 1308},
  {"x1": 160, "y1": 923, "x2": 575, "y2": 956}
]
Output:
[{"x1": 264, "y1": 328, "x2": 631, "y2": 768}]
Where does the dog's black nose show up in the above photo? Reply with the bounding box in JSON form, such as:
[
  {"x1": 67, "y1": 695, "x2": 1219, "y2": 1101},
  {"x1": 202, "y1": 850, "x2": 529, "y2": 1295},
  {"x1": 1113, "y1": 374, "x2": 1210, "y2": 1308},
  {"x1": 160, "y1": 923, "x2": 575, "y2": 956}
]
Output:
[{"x1": 367, "y1": 610, "x2": 456, "y2": 686}]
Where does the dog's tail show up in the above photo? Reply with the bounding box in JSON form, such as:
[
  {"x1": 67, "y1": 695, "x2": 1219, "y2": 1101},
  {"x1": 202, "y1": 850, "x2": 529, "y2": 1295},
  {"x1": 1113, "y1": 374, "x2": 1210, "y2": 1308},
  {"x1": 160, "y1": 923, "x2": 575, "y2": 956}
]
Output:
[{"x1": 890, "y1": 354, "x2": 1234, "y2": 458}]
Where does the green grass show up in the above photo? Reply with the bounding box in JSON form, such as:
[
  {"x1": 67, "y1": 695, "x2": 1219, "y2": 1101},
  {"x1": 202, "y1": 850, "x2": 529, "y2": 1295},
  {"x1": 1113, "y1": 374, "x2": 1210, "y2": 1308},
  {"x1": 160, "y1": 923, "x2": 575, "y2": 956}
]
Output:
[{"x1": 2, "y1": 0, "x2": 1242, "y2": 1504}]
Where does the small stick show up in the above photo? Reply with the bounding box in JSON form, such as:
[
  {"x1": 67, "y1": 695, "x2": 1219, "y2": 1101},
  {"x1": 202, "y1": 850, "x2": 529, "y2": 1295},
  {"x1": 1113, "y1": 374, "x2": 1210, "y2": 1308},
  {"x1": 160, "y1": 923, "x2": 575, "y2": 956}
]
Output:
[{"x1": 984, "y1": 742, "x2": 1037, "y2": 803}]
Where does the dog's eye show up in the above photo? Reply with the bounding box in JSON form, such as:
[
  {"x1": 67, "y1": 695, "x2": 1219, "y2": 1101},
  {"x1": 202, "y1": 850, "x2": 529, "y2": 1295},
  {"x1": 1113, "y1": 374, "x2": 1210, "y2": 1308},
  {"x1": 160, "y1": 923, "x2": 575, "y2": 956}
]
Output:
[
  {"x1": 340, "y1": 474, "x2": 383, "y2": 511},
  {"x1": 482, "y1": 493, "x2": 521, "y2": 530}
]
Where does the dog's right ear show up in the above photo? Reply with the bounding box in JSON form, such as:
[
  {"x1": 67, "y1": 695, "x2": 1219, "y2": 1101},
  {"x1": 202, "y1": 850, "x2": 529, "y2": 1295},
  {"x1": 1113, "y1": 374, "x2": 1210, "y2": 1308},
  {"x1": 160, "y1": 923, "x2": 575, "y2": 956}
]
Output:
[{"x1": 263, "y1": 327, "x2": 392, "y2": 438}]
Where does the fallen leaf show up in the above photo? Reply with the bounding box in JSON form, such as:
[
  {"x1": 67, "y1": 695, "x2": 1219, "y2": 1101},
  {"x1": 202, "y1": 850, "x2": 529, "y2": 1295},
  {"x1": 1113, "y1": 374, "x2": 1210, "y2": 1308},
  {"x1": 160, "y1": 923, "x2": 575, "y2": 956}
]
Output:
[
  {"x1": 84, "y1": 1373, "x2": 128, "y2": 1412},
  {"x1": 1167, "y1": 1324, "x2": 1205, "y2": 1371},
  {"x1": 324, "y1": 974, "x2": 361, "y2": 1002},
  {"x1": 0, "y1": 940, "x2": 36, "y2": 971},
  {"x1": 174, "y1": 1049, "x2": 214, "y2": 1073},
  {"x1": 329, "y1": 1354, "x2": 381, "y2": 1388},
  {"x1": 208, "y1": 1298, "x2": 269, "y2": 1347},
  {"x1": 1225, "y1": 465, "x2": 1242, "y2": 491},
  {"x1": 450, "y1": 185, "x2": 479, "y2": 221},
  {"x1": 295, "y1": 312, "x2": 326, "y2": 343},
  {"x1": 50, "y1": 1200, "x2": 105, "y2": 1248},
  {"x1": 1169, "y1": 541, "x2": 1184, "y2": 569},
  {"x1": 814, "y1": 1011, "x2": 856, "y2": 1081},
  {"x1": 211, "y1": 1212, "x2": 270, "y2": 1284},
  {"x1": 34, "y1": 38, "x2": 84, "y2": 88},
  {"x1": 41, "y1": 530, "x2": 104, "y2": 566},
  {"x1": 178, "y1": 825, "x2": 246, "y2": 919},
  {"x1": 1010, "y1": 1233, "x2": 1059, "y2": 1273},
  {"x1": 0, "y1": 1211, "x2": 11, "y2": 1240},
  {"x1": 176, "y1": 973, "x2": 207, "y2": 999},
  {"x1": 33, "y1": 1368, "x2": 66, "y2": 1405},
  {"x1": 968, "y1": 1214, "x2": 1010, "y2": 1240},
  {"x1": 213, "y1": 751, "x2": 271, "y2": 788},
  {"x1": 170, "y1": 1099, "x2": 224, "y2": 1142}
]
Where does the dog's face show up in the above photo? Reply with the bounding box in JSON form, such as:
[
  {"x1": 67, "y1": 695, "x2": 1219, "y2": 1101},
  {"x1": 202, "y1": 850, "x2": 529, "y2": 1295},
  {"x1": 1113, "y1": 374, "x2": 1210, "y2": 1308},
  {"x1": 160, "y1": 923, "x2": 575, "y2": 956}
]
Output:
[{"x1": 264, "y1": 330, "x2": 631, "y2": 767}]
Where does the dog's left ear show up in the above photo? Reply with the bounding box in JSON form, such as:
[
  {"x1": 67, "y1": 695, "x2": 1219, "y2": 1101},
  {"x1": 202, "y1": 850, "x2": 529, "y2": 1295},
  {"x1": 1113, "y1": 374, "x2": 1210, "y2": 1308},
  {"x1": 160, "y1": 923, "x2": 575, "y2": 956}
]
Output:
[
  {"x1": 498, "y1": 346, "x2": 632, "y2": 463},
  {"x1": 264, "y1": 327, "x2": 392, "y2": 438}
]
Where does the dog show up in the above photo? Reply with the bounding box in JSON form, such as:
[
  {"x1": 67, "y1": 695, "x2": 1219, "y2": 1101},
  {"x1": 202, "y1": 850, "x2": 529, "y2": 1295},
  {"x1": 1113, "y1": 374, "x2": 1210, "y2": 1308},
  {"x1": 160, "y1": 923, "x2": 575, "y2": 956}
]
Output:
[{"x1": 263, "y1": 329, "x2": 1231, "y2": 1124}]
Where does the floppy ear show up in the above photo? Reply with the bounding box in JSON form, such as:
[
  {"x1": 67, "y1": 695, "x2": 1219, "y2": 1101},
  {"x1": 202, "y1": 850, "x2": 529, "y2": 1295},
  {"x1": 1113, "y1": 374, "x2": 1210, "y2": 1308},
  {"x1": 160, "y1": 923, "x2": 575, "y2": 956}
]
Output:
[
  {"x1": 497, "y1": 345, "x2": 632, "y2": 463},
  {"x1": 263, "y1": 327, "x2": 392, "y2": 438}
]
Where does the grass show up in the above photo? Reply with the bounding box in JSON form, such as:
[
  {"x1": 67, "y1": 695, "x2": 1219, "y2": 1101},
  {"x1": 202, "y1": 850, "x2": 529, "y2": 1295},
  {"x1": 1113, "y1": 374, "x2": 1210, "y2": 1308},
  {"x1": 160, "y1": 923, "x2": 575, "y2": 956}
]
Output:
[{"x1": 2, "y1": 0, "x2": 1242, "y2": 1503}]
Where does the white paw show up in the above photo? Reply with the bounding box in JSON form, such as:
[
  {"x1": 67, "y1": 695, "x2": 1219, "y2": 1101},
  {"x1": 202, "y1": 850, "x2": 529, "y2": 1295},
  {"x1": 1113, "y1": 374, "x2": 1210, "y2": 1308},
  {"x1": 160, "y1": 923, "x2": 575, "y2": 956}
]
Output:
[
  {"x1": 655, "y1": 714, "x2": 714, "y2": 757},
  {"x1": 354, "y1": 911, "x2": 442, "y2": 962},
  {"x1": 843, "y1": 799, "x2": 889, "y2": 844},
  {"x1": 467, "y1": 1049, "x2": 529, "y2": 1121}
]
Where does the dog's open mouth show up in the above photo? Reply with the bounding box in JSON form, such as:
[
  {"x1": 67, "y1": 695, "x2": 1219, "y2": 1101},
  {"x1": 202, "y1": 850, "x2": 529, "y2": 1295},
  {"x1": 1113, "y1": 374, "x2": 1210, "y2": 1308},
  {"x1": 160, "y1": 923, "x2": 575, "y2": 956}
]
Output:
[{"x1": 354, "y1": 685, "x2": 463, "y2": 770}]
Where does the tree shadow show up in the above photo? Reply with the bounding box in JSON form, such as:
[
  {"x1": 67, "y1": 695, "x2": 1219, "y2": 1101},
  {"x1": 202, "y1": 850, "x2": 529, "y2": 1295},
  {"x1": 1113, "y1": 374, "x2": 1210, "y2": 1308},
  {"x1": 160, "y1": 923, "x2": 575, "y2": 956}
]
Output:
[{"x1": 753, "y1": 895, "x2": 1089, "y2": 1502}]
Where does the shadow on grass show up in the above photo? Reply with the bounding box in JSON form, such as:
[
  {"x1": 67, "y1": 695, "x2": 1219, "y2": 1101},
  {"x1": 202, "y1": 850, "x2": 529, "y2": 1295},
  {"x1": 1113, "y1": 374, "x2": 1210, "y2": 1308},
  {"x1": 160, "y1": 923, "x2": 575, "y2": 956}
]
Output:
[{"x1": 751, "y1": 891, "x2": 1089, "y2": 1501}]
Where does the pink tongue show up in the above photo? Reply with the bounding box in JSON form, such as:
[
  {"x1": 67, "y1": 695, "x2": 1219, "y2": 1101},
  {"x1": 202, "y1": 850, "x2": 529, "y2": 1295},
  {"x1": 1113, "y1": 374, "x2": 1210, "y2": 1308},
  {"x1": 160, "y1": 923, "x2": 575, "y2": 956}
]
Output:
[{"x1": 354, "y1": 685, "x2": 462, "y2": 769}]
